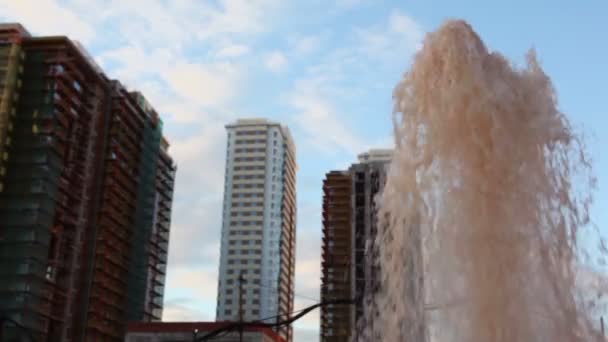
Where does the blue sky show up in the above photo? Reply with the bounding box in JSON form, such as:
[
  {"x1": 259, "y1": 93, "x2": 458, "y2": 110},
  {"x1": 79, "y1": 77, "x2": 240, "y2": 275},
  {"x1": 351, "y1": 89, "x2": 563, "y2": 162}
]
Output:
[{"x1": 1, "y1": 0, "x2": 606, "y2": 340}]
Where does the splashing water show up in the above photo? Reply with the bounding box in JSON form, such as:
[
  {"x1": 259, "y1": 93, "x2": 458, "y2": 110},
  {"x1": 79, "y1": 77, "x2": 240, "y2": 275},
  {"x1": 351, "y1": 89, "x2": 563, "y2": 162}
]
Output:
[{"x1": 372, "y1": 20, "x2": 602, "y2": 341}]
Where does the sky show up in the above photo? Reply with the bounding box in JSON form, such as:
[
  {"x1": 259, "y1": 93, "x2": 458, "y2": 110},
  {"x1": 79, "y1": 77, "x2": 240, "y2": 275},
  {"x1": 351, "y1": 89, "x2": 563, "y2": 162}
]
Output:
[{"x1": 1, "y1": 0, "x2": 606, "y2": 340}]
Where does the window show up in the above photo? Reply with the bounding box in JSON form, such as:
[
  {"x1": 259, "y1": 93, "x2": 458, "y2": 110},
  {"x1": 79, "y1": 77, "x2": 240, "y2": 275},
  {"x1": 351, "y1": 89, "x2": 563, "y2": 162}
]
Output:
[
  {"x1": 240, "y1": 260, "x2": 247, "y2": 265},
  {"x1": 51, "y1": 64, "x2": 65, "y2": 74},
  {"x1": 228, "y1": 260, "x2": 235, "y2": 265},
  {"x1": 227, "y1": 289, "x2": 233, "y2": 295},
  {"x1": 227, "y1": 279, "x2": 234, "y2": 285},
  {"x1": 253, "y1": 289, "x2": 260, "y2": 295},
  {"x1": 225, "y1": 309, "x2": 232, "y2": 315},
  {"x1": 226, "y1": 299, "x2": 233, "y2": 305},
  {"x1": 73, "y1": 80, "x2": 82, "y2": 92},
  {"x1": 252, "y1": 310, "x2": 259, "y2": 315},
  {"x1": 253, "y1": 299, "x2": 260, "y2": 305},
  {"x1": 242, "y1": 240, "x2": 250, "y2": 245}
]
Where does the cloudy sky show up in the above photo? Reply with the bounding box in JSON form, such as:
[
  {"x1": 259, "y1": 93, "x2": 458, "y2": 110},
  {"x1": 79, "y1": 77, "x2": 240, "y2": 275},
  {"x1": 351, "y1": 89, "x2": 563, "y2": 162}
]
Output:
[{"x1": 1, "y1": 0, "x2": 607, "y2": 340}]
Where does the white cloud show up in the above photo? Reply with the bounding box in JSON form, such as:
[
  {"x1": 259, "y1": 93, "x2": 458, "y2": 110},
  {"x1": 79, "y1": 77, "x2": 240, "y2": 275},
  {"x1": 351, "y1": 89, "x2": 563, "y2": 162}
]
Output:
[
  {"x1": 170, "y1": 121, "x2": 229, "y2": 196},
  {"x1": 0, "y1": 0, "x2": 95, "y2": 43},
  {"x1": 100, "y1": 51, "x2": 243, "y2": 123},
  {"x1": 291, "y1": 91, "x2": 365, "y2": 156},
  {"x1": 163, "y1": 268, "x2": 219, "y2": 321},
  {"x1": 167, "y1": 199, "x2": 223, "y2": 267},
  {"x1": 389, "y1": 10, "x2": 422, "y2": 37},
  {"x1": 215, "y1": 43, "x2": 251, "y2": 58},
  {"x1": 291, "y1": 202, "x2": 323, "y2": 340},
  {"x1": 99, "y1": 46, "x2": 175, "y2": 83},
  {"x1": 164, "y1": 61, "x2": 243, "y2": 108},
  {"x1": 65, "y1": 0, "x2": 281, "y2": 49},
  {"x1": 164, "y1": 304, "x2": 212, "y2": 322},
  {"x1": 196, "y1": 0, "x2": 282, "y2": 40},
  {"x1": 292, "y1": 35, "x2": 322, "y2": 55},
  {"x1": 265, "y1": 51, "x2": 288, "y2": 73},
  {"x1": 355, "y1": 9, "x2": 423, "y2": 61},
  {"x1": 286, "y1": 9, "x2": 420, "y2": 157},
  {"x1": 336, "y1": 0, "x2": 368, "y2": 8}
]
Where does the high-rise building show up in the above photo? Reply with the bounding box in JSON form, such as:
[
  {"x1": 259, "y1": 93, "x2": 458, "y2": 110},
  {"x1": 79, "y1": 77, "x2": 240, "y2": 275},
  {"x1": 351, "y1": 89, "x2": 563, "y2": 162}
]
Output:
[
  {"x1": 0, "y1": 23, "x2": 176, "y2": 341},
  {"x1": 216, "y1": 118, "x2": 296, "y2": 342},
  {"x1": 320, "y1": 149, "x2": 392, "y2": 342},
  {"x1": 320, "y1": 171, "x2": 353, "y2": 342},
  {"x1": 349, "y1": 150, "x2": 391, "y2": 342}
]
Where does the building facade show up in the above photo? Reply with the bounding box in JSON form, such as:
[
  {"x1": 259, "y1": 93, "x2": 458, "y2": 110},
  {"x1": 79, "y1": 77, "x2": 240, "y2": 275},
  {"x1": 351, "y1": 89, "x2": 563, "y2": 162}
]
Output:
[
  {"x1": 216, "y1": 119, "x2": 296, "y2": 342},
  {"x1": 320, "y1": 150, "x2": 392, "y2": 342},
  {"x1": 0, "y1": 23, "x2": 176, "y2": 341},
  {"x1": 125, "y1": 322, "x2": 286, "y2": 342},
  {"x1": 350, "y1": 150, "x2": 391, "y2": 342},
  {"x1": 320, "y1": 171, "x2": 353, "y2": 342}
]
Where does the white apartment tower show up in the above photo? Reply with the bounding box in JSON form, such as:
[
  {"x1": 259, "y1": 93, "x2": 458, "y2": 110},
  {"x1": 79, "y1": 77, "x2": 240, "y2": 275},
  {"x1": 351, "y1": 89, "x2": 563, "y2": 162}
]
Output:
[{"x1": 216, "y1": 118, "x2": 297, "y2": 342}]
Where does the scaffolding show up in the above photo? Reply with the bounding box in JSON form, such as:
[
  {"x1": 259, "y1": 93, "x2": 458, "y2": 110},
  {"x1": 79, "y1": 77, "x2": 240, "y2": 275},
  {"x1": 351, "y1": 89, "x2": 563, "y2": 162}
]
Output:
[
  {"x1": 0, "y1": 25, "x2": 177, "y2": 342},
  {"x1": 146, "y1": 138, "x2": 176, "y2": 322},
  {"x1": 0, "y1": 43, "x2": 23, "y2": 193},
  {"x1": 320, "y1": 171, "x2": 353, "y2": 342},
  {"x1": 83, "y1": 82, "x2": 144, "y2": 341},
  {"x1": 127, "y1": 94, "x2": 162, "y2": 322},
  {"x1": 0, "y1": 49, "x2": 63, "y2": 340}
]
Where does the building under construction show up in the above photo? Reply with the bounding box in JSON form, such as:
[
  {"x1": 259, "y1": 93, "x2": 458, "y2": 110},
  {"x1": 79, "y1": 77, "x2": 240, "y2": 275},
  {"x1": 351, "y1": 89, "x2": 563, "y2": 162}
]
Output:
[
  {"x1": 0, "y1": 23, "x2": 176, "y2": 341},
  {"x1": 320, "y1": 150, "x2": 392, "y2": 342},
  {"x1": 320, "y1": 171, "x2": 353, "y2": 342}
]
